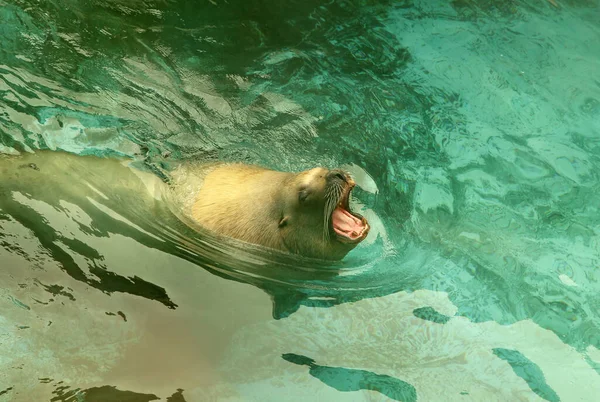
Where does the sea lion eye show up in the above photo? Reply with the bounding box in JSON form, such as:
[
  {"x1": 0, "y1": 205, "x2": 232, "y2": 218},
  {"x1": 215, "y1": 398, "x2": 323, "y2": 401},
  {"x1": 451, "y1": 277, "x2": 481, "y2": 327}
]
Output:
[{"x1": 298, "y1": 189, "x2": 309, "y2": 203}]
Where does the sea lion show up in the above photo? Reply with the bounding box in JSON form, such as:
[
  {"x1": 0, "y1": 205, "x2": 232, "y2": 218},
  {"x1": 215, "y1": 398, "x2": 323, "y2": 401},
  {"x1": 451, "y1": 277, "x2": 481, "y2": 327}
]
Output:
[
  {"x1": 189, "y1": 164, "x2": 370, "y2": 260},
  {"x1": 4, "y1": 150, "x2": 370, "y2": 261}
]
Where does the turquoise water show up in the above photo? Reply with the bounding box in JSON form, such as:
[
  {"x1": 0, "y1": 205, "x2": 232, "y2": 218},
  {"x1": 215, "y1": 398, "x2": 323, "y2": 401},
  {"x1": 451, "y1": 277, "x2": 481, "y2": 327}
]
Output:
[{"x1": 1, "y1": 0, "x2": 600, "y2": 400}]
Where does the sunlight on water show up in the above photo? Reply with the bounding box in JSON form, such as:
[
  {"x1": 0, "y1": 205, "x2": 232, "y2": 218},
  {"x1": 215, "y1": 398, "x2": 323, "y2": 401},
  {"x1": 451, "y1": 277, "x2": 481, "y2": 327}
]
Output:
[{"x1": 1, "y1": 0, "x2": 600, "y2": 401}]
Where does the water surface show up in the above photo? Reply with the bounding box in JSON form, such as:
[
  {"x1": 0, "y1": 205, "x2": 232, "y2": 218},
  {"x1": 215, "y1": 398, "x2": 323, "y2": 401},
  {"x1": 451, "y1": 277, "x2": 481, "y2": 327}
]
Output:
[{"x1": 1, "y1": 0, "x2": 600, "y2": 400}]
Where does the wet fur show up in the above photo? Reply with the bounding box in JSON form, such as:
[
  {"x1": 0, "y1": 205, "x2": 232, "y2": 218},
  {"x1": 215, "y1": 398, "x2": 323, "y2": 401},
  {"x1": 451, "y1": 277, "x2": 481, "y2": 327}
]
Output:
[
  {"x1": 189, "y1": 163, "x2": 361, "y2": 260},
  {"x1": 191, "y1": 164, "x2": 291, "y2": 251}
]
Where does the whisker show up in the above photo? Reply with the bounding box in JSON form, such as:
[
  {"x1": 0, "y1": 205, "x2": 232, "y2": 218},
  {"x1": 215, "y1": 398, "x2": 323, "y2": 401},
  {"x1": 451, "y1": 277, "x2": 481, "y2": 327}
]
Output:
[{"x1": 322, "y1": 181, "x2": 346, "y2": 247}]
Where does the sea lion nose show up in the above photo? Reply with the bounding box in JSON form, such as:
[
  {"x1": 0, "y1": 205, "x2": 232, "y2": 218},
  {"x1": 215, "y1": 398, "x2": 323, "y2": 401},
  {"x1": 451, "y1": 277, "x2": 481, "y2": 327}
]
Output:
[{"x1": 327, "y1": 169, "x2": 347, "y2": 183}]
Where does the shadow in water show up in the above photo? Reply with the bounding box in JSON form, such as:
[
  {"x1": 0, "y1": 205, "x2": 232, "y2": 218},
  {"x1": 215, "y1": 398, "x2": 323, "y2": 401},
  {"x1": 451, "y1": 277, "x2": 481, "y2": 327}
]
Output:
[
  {"x1": 492, "y1": 349, "x2": 560, "y2": 402},
  {"x1": 412, "y1": 306, "x2": 452, "y2": 324},
  {"x1": 0, "y1": 387, "x2": 13, "y2": 397},
  {"x1": 282, "y1": 353, "x2": 417, "y2": 402},
  {"x1": 45, "y1": 379, "x2": 187, "y2": 402}
]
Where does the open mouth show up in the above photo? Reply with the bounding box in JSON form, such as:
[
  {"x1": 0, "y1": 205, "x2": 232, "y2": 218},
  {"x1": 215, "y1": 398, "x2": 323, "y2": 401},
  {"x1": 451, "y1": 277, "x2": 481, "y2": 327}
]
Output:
[{"x1": 331, "y1": 181, "x2": 370, "y2": 243}]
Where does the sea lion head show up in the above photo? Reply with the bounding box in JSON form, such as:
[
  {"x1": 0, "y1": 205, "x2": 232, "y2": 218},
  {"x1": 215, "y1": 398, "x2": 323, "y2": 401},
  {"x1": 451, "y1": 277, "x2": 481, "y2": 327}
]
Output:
[{"x1": 278, "y1": 167, "x2": 370, "y2": 260}]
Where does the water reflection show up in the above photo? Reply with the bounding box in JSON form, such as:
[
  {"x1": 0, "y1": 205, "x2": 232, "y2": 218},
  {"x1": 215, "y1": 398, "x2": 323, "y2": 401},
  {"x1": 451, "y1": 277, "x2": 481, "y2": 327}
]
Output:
[
  {"x1": 49, "y1": 384, "x2": 181, "y2": 402},
  {"x1": 0, "y1": 149, "x2": 596, "y2": 399},
  {"x1": 2, "y1": 0, "x2": 600, "y2": 400},
  {"x1": 214, "y1": 290, "x2": 598, "y2": 401}
]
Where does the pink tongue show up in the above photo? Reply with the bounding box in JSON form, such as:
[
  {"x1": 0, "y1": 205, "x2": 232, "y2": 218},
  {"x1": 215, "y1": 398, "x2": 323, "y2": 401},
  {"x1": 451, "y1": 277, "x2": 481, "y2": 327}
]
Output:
[{"x1": 332, "y1": 207, "x2": 366, "y2": 239}]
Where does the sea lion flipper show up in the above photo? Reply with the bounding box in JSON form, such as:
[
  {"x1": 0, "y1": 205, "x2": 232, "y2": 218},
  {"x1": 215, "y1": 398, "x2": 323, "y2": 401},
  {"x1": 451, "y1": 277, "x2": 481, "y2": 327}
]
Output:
[{"x1": 271, "y1": 292, "x2": 304, "y2": 320}]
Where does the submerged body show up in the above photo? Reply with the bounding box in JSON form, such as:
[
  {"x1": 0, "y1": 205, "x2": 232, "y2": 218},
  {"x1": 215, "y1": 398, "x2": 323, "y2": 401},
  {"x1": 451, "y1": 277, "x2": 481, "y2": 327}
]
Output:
[{"x1": 2, "y1": 151, "x2": 369, "y2": 260}]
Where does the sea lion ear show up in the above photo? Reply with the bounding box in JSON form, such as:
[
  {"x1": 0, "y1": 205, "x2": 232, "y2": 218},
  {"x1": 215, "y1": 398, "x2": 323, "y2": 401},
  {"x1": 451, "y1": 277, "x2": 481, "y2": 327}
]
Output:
[{"x1": 278, "y1": 216, "x2": 289, "y2": 228}]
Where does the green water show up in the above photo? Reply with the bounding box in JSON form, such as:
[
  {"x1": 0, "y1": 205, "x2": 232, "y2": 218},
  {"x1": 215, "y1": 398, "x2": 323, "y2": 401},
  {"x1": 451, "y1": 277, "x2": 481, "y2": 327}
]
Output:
[{"x1": 1, "y1": 0, "x2": 600, "y2": 400}]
